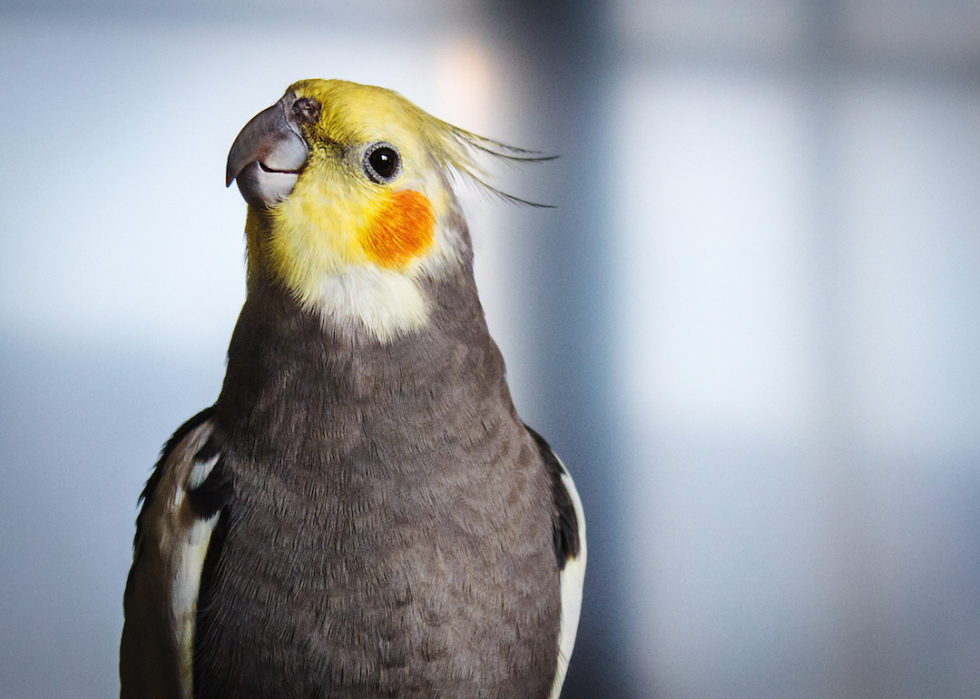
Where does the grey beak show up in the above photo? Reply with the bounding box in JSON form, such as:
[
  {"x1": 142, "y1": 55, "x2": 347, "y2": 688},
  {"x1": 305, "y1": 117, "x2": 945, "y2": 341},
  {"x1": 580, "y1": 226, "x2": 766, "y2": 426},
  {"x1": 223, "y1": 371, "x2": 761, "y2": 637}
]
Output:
[{"x1": 226, "y1": 93, "x2": 315, "y2": 208}]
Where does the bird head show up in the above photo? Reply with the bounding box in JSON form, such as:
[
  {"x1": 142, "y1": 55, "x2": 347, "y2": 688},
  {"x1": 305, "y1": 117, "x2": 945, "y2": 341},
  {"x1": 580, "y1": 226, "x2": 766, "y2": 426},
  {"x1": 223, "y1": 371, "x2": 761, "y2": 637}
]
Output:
[{"x1": 226, "y1": 79, "x2": 546, "y2": 343}]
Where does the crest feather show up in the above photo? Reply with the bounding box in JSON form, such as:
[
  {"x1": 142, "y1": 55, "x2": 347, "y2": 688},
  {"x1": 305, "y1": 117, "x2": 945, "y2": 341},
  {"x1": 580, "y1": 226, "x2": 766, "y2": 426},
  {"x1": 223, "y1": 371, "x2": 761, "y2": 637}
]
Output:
[{"x1": 425, "y1": 116, "x2": 557, "y2": 208}]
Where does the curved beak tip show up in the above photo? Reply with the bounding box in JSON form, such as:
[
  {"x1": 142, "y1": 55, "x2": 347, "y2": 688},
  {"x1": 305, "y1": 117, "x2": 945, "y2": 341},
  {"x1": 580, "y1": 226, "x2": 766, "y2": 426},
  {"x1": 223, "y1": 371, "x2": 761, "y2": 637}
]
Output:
[{"x1": 225, "y1": 99, "x2": 308, "y2": 205}]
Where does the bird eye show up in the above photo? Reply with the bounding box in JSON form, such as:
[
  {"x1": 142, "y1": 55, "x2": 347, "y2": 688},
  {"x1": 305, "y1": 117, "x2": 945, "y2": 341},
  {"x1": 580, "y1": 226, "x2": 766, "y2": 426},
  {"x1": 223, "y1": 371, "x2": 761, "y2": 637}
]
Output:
[{"x1": 362, "y1": 143, "x2": 401, "y2": 184}]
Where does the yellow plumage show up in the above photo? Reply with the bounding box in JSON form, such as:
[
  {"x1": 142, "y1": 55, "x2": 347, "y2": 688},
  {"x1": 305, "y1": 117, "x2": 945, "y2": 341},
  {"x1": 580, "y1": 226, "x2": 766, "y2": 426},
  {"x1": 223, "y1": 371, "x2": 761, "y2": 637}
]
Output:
[
  {"x1": 243, "y1": 79, "x2": 493, "y2": 341},
  {"x1": 230, "y1": 78, "x2": 550, "y2": 342}
]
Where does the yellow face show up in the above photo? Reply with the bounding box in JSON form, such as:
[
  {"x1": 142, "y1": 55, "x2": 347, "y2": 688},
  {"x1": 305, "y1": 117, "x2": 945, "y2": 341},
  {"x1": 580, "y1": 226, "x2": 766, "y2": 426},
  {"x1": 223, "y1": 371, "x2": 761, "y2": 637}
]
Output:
[
  {"x1": 272, "y1": 80, "x2": 457, "y2": 274},
  {"x1": 231, "y1": 79, "x2": 470, "y2": 341}
]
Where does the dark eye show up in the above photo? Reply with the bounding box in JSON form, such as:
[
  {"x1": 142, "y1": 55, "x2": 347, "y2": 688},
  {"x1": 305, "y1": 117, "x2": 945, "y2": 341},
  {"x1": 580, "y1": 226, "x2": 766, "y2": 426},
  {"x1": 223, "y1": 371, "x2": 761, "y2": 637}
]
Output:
[{"x1": 363, "y1": 143, "x2": 401, "y2": 183}]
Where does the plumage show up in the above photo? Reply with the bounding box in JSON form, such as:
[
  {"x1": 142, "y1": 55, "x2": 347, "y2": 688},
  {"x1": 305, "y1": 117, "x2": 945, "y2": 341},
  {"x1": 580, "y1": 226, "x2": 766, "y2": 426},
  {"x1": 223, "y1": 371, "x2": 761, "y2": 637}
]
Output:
[{"x1": 120, "y1": 79, "x2": 585, "y2": 699}]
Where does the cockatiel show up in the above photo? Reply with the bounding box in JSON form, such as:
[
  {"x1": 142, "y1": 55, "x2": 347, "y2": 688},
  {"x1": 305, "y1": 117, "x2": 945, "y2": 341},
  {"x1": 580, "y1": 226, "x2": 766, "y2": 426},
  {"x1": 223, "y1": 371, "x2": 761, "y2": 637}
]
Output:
[{"x1": 119, "y1": 79, "x2": 586, "y2": 699}]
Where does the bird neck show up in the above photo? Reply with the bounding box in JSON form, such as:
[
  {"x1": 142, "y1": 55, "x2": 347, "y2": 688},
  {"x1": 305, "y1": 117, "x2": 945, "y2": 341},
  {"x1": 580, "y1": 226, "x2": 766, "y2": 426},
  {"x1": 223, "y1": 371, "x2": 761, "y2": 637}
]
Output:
[
  {"x1": 243, "y1": 207, "x2": 275, "y2": 284},
  {"x1": 214, "y1": 259, "x2": 510, "y2": 462}
]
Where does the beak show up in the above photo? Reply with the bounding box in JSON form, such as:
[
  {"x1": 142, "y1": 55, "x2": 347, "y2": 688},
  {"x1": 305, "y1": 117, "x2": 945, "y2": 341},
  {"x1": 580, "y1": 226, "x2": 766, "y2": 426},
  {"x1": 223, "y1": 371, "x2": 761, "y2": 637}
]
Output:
[{"x1": 226, "y1": 92, "x2": 317, "y2": 208}]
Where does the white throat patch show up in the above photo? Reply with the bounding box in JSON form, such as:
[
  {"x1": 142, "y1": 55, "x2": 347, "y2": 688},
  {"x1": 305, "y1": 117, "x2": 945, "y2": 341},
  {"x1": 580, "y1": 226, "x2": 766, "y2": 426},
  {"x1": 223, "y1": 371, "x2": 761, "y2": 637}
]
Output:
[{"x1": 313, "y1": 265, "x2": 429, "y2": 342}]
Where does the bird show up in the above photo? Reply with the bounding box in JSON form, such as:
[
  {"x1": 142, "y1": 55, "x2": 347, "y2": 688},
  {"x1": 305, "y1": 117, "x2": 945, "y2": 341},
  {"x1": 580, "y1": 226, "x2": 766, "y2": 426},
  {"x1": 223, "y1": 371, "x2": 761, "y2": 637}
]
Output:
[{"x1": 119, "y1": 78, "x2": 586, "y2": 699}]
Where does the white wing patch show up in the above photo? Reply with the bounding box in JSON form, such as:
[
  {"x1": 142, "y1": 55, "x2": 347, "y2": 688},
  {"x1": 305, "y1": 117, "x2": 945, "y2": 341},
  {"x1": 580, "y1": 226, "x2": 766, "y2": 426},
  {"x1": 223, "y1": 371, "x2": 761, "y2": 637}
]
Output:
[
  {"x1": 121, "y1": 419, "x2": 220, "y2": 699},
  {"x1": 550, "y1": 459, "x2": 587, "y2": 699}
]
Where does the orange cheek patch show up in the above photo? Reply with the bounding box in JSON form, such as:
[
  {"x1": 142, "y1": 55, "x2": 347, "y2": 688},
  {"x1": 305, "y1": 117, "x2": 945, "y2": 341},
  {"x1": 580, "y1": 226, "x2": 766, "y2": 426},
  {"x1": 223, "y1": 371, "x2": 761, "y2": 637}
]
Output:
[{"x1": 362, "y1": 190, "x2": 435, "y2": 269}]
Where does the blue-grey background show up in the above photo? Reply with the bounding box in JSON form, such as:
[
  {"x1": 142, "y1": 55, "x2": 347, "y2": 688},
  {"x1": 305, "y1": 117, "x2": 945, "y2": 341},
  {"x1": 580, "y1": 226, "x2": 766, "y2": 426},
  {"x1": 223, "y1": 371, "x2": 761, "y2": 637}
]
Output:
[{"x1": 2, "y1": 1, "x2": 980, "y2": 697}]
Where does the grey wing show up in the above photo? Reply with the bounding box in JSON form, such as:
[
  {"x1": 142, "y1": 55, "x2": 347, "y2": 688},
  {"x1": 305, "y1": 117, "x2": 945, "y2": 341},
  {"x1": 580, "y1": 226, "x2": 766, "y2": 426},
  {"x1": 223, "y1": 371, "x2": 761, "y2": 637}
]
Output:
[
  {"x1": 551, "y1": 459, "x2": 586, "y2": 698},
  {"x1": 120, "y1": 408, "x2": 229, "y2": 699},
  {"x1": 525, "y1": 426, "x2": 588, "y2": 699}
]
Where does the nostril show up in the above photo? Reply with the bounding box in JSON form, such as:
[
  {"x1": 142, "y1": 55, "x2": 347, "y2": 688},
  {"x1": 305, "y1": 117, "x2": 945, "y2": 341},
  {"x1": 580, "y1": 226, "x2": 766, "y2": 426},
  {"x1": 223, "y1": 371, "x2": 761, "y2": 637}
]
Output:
[{"x1": 291, "y1": 97, "x2": 320, "y2": 125}]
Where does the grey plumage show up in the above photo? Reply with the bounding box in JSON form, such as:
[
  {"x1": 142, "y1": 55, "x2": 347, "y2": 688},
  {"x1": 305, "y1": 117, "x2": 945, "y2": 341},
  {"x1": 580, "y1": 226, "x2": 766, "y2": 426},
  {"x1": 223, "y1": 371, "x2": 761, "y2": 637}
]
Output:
[{"x1": 120, "y1": 79, "x2": 585, "y2": 699}]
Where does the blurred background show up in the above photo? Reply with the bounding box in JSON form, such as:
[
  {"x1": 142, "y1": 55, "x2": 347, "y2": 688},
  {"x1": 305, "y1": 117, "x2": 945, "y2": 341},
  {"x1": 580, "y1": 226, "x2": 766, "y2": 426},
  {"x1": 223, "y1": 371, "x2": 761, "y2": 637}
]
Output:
[{"x1": 2, "y1": 0, "x2": 979, "y2": 697}]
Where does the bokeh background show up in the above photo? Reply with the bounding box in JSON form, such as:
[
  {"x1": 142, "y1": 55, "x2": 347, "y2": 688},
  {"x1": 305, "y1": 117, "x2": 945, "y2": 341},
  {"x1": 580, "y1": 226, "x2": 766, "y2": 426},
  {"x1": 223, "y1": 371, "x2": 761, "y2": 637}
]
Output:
[{"x1": 2, "y1": 1, "x2": 980, "y2": 697}]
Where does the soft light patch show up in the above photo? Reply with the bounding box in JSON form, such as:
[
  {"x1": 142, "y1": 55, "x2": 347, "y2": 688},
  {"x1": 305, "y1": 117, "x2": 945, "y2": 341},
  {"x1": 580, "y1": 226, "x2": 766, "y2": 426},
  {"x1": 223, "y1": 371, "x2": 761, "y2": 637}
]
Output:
[{"x1": 362, "y1": 190, "x2": 435, "y2": 269}]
